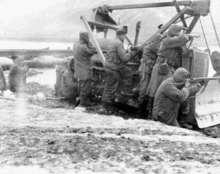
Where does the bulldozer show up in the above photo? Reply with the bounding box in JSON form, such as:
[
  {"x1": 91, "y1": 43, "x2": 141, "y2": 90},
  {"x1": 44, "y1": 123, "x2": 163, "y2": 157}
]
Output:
[{"x1": 74, "y1": 0, "x2": 220, "y2": 128}]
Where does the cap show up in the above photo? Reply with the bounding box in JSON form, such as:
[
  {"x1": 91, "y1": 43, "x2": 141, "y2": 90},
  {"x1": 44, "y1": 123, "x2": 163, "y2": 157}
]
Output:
[
  {"x1": 116, "y1": 27, "x2": 127, "y2": 35},
  {"x1": 80, "y1": 32, "x2": 89, "y2": 38},
  {"x1": 173, "y1": 67, "x2": 190, "y2": 83},
  {"x1": 168, "y1": 24, "x2": 188, "y2": 36}
]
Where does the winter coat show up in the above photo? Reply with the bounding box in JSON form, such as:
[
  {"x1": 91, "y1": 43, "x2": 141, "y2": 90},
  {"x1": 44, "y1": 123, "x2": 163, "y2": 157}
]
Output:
[
  {"x1": 152, "y1": 77, "x2": 189, "y2": 125},
  {"x1": 105, "y1": 38, "x2": 130, "y2": 71},
  {"x1": 138, "y1": 34, "x2": 162, "y2": 74},
  {"x1": 157, "y1": 33, "x2": 188, "y2": 66},
  {"x1": 73, "y1": 41, "x2": 96, "y2": 80},
  {"x1": 9, "y1": 64, "x2": 28, "y2": 92},
  {"x1": 0, "y1": 64, "x2": 6, "y2": 92},
  {"x1": 146, "y1": 33, "x2": 189, "y2": 98}
]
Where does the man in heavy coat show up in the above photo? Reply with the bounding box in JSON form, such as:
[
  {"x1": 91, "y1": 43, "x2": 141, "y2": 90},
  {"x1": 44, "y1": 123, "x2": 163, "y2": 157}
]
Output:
[
  {"x1": 73, "y1": 32, "x2": 97, "y2": 107},
  {"x1": 137, "y1": 33, "x2": 162, "y2": 118},
  {"x1": 9, "y1": 57, "x2": 29, "y2": 93},
  {"x1": 101, "y1": 28, "x2": 133, "y2": 114},
  {"x1": 146, "y1": 24, "x2": 191, "y2": 118},
  {"x1": 152, "y1": 68, "x2": 202, "y2": 127}
]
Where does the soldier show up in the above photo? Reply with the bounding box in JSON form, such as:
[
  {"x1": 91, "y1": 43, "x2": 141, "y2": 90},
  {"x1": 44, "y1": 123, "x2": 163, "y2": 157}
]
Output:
[
  {"x1": 0, "y1": 64, "x2": 6, "y2": 92},
  {"x1": 137, "y1": 33, "x2": 162, "y2": 118},
  {"x1": 100, "y1": 28, "x2": 133, "y2": 114},
  {"x1": 9, "y1": 57, "x2": 29, "y2": 93},
  {"x1": 152, "y1": 68, "x2": 203, "y2": 128},
  {"x1": 146, "y1": 24, "x2": 191, "y2": 118},
  {"x1": 61, "y1": 58, "x2": 78, "y2": 101},
  {"x1": 73, "y1": 32, "x2": 97, "y2": 107}
]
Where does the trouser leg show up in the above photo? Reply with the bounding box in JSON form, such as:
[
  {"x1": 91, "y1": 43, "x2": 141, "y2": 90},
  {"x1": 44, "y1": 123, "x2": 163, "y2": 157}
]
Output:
[
  {"x1": 138, "y1": 73, "x2": 151, "y2": 103},
  {"x1": 146, "y1": 97, "x2": 154, "y2": 119},
  {"x1": 101, "y1": 68, "x2": 120, "y2": 104},
  {"x1": 79, "y1": 79, "x2": 91, "y2": 107},
  {"x1": 178, "y1": 100, "x2": 192, "y2": 129}
]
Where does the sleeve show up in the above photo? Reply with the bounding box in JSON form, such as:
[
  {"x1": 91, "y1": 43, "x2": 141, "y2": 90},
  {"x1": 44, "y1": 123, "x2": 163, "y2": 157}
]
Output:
[
  {"x1": 116, "y1": 42, "x2": 131, "y2": 63},
  {"x1": 164, "y1": 34, "x2": 189, "y2": 49},
  {"x1": 163, "y1": 84, "x2": 189, "y2": 103},
  {"x1": 81, "y1": 44, "x2": 97, "y2": 57},
  {"x1": 142, "y1": 45, "x2": 156, "y2": 61}
]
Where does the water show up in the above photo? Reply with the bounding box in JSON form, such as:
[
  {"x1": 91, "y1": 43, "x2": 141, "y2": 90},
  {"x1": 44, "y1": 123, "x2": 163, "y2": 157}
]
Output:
[
  {"x1": 2, "y1": 40, "x2": 219, "y2": 87},
  {"x1": 27, "y1": 68, "x2": 56, "y2": 87},
  {"x1": 0, "y1": 40, "x2": 73, "y2": 50}
]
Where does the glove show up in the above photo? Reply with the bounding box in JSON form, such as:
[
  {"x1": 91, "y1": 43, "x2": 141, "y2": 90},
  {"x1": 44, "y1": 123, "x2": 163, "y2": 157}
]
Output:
[
  {"x1": 187, "y1": 83, "x2": 201, "y2": 96},
  {"x1": 198, "y1": 80, "x2": 206, "y2": 86},
  {"x1": 188, "y1": 35, "x2": 193, "y2": 40}
]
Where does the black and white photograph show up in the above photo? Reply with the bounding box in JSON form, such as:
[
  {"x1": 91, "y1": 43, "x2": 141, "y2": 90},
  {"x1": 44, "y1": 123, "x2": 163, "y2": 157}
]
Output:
[{"x1": 0, "y1": 0, "x2": 220, "y2": 173}]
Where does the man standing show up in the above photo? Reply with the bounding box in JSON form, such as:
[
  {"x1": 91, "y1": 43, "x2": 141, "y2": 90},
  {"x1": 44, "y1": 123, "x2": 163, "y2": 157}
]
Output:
[
  {"x1": 9, "y1": 57, "x2": 29, "y2": 93},
  {"x1": 101, "y1": 28, "x2": 133, "y2": 114},
  {"x1": 152, "y1": 68, "x2": 202, "y2": 127},
  {"x1": 73, "y1": 32, "x2": 97, "y2": 107},
  {"x1": 137, "y1": 33, "x2": 162, "y2": 118},
  {"x1": 146, "y1": 24, "x2": 191, "y2": 118}
]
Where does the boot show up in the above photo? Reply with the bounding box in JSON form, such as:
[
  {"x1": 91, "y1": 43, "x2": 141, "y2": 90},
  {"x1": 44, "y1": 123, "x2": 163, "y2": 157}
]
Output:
[
  {"x1": 137, "y1": 96, "x2": 149, "y2": 119},
  {"x1": 146, "y1": 97, "x2": 154, "y2": 120},
  {"x1": 97, "y1": 102, "x2": 116, "y2": 115},
  {"x1": 178, "y1": 114, "x2": 193, "y2": 129},
  {"x1": 78, "y1": 97, "x2": 92, "y2": 108}
]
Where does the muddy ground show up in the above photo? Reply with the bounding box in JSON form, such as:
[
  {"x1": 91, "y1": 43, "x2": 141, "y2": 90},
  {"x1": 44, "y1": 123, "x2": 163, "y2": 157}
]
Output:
[{"x1": 1, "y1": 68, "x2": 220, "y2": 174}]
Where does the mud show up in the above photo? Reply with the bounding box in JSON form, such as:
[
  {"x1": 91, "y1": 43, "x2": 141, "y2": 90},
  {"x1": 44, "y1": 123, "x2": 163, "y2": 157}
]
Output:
[{"x1": 1, "y1": 68, "x2": 220, "y2": 174}]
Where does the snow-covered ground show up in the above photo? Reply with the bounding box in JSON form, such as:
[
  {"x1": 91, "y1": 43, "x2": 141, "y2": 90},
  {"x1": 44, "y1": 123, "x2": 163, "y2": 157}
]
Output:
[{"x1": 1, "y1": 98, "x2": 220, "y2": 174}]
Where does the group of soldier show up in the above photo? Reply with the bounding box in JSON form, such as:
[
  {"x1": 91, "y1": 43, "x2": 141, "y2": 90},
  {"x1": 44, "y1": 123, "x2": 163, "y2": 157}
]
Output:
[
  {"x1": 0, "y1": 23, "x2": 204, "y2": 129},
  {"x1": 70, "y1": 23, "x2": 205, "y2": 129}
]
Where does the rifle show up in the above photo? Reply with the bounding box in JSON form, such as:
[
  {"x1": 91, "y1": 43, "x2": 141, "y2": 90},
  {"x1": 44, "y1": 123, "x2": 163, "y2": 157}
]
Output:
[{"x1": 188, "y1": 77, "x2": 220, "y2": 95}]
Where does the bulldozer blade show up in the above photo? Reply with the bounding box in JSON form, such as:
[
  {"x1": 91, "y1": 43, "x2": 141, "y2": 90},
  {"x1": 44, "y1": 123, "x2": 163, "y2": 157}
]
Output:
[{"x1": 195, "y1": 79, "x2": 220, "y2": 128}]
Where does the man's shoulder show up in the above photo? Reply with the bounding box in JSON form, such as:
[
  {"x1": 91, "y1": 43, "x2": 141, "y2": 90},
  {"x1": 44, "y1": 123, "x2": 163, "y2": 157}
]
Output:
[
  {"x1": 74, "y1": 41, "x2": 87, "y2": 49},
  {"x1": 110, "y1": 38, "x2": 122, "y2": 45},
  {"x1": 160, "y1": 77, "x2": 174, "y2": 89}
]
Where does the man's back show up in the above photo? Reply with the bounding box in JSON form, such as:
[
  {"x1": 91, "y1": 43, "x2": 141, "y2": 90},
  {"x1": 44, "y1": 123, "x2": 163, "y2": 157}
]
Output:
[{"x1": 152, "y1": 77, "x2": 188, "y2": 123}]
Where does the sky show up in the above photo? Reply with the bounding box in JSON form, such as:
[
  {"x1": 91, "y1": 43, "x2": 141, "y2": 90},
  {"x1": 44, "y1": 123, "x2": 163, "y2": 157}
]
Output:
[
  {"x1": 0, "y1": 0, "x2": 61, "y2": 18},
  {"x1": 0, "y1": 0, "x2": 218, "y2": 43}
]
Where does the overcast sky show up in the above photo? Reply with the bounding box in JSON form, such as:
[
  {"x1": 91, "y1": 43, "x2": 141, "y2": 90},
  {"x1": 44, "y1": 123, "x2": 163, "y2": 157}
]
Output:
[{"x1": 0, "y1": 0, "x2": 218, "y2": 42}]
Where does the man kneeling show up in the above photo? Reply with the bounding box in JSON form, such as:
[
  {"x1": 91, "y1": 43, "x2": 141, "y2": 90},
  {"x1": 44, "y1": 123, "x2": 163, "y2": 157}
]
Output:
[{"x1": 152, "y1": 68, "x2": 203, "y2": 128}]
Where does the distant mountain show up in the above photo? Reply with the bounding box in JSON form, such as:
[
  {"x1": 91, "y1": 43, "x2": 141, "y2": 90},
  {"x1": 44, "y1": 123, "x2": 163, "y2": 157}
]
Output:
[{"x1": 0, "y1": 0, "x2": 219, "y2": 47}]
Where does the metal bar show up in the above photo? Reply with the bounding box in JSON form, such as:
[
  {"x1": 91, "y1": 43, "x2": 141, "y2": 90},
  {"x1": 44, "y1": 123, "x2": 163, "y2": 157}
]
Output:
[
  {"x1": 186, "y1": 15, "x2": 200, "y2": 34},
  {"x1": 173, "y1": 0, "x2": 187, "y2": 27},
  {"x1": 81, "y1": 15, "x2": 106, "y2": 64},
  {"x1": 88, "y1": 21, "x2": 120, "y2": 30},
  {"x1": 175, "y1": 15, "x2": 192, "y2": 24},
  {"x1": 125, "y1": 35, "x2": 134, "y2": 46},
  {"x1": 108, "y1": 1, "x2": 192, "y2": 11},
  {"x1": 130, "y1": 7, "x2": 189, "y2": 59},
  {"x1": 134, "y1": 21, "x2": 141, "y2": 46},
  {"x1": 88, "y1": 21, "x2": 134, "y2": 45},
  {"x1": 209, "y1": 10, "x2": 220, "y2": 50},
  {"x1": 199, "y1": 18, "x2": 211, "y2": 56}
]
